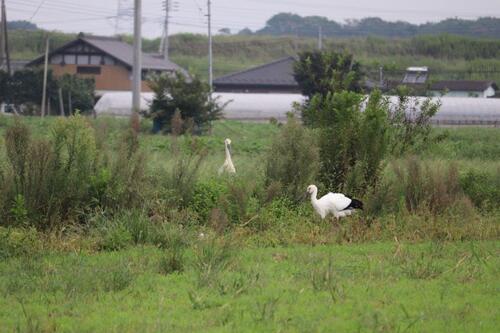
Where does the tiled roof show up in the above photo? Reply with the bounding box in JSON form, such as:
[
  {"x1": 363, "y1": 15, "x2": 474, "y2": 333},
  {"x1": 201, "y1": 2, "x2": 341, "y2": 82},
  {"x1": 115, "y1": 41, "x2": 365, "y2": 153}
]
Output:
[
  {"x1": 28, "y1": 35, "x2": 187, "y2": 73},
  {"x1": 214, "y1": 56, "x2": 298, "y2": 87}
]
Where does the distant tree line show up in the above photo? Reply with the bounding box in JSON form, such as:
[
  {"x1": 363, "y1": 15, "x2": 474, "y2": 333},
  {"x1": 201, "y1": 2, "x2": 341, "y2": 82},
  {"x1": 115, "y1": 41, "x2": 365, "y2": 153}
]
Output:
[
  {"x1": 7, "y1": 20, "x2": 38, "y2": 31},
  {"x1": 238, "y1": 14, "x2": 500, "y2": 39}
]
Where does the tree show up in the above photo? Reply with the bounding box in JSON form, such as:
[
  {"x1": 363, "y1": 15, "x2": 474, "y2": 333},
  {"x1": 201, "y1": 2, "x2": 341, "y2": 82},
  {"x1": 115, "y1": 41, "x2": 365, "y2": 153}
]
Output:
[
  {"x1": 147, "y1": 71, "x2": 225, "y2": 133},
  {"x1": 57, "y1": 74, "x2": 95, "y2": 114},
  {"x1": 218, "y1": 28, "x2": 231, "y2": 35},
  {"x1": 294, "y1": 50, "x2": 363, "y2": 99}
]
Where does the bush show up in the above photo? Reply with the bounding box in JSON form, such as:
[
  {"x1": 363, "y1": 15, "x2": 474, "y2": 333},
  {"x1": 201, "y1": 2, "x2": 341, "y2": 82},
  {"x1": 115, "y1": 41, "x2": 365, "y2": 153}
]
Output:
[
  {"x1": 0, "y1": 116, "x2": 147, "y2": 229},
  {"x1": 192, "y1": 179, "x2": 228, "y2": 223},
  {"x1": 0, "y1": 227, "x2": 42, "y2": 259},
  {"x1": 147, "y1": 71, "x2": 226, "y2": 133},
  {"x1": 305, "y1": 90, "x2": 390, "y2": 194},
  {"x1": 389, "y1": 88, "x2": 441, "y2": 156},
  {"x1": 265, "y1": 116, "x2": 319, "y2": 201},
  {"x1": 293, "y1": 50, "x2": 363, "y2": 100},
  {"x1": 163, "y1": 137, "x2": 208, "y2": 207},
  {"x1": 460, "y1": 169, "x2": 500, "y2": 211},
  {"x1": 392, "y1": 157, "x2": 471, "y2": 215}
]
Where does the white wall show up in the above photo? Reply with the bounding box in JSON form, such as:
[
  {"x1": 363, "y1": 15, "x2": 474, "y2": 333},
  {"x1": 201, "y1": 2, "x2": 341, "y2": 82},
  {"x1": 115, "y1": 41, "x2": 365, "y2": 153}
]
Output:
[{"x1": 429, "y1": 89, "x2": 493, "y2": 98}]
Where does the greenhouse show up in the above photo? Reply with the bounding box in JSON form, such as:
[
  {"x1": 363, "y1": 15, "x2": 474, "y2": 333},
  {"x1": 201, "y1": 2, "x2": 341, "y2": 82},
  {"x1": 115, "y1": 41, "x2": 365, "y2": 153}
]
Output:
[{"x1": 94, "y1": 92, "x2": 500, "y2": 125}]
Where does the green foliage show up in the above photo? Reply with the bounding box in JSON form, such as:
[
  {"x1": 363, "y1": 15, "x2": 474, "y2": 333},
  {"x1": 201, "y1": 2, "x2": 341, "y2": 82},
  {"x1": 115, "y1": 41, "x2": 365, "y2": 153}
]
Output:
[
  {"x1": 392, "y1": 157, "x2": 470, "y2": 215},
  {"x1": 264, "y1": 116, "x2": 319, "y2": 201},
  {"x1": 0, "y1": 69, "x2": 93, "y2": 115},
  {"x1": 56, "y1": 74, "x2": 95, "y2": 113},
  {"x1": 0, "y1": 69, "x2": 58, "y2": 114},
  {"x1": 147, "y1": 71, "x2": 225, "y2": 133},
  {"x1": 306, "y1": 90, "x2": 391, "y2": 194},
  {"x1": 257, "y1": 13, "x2": 500, "y2": 39},
  {"x1": 460, "y1": 169, "x2": 500, "y2": 211},
  {"x1": 389, "y1": 88, "x2": 441, "y2": 156},
  {"x1": 192, "y1": 179, "x2": 228, "y2": 223},
  {"x1": 0, "y1": 227, "x2": 41, "y2": 259},
  {"x1": 294, "y1": 50, "x2": 363, "y2": 99},
  {"x1": 0, "y1": 116, "x2": 146, "y2": 228},
  {"x1": 192, "y1": 237, "x2": 234, "y2": 287},
  {"x1": 162, "y1": 137, "x2": 208, "y2": 207}
]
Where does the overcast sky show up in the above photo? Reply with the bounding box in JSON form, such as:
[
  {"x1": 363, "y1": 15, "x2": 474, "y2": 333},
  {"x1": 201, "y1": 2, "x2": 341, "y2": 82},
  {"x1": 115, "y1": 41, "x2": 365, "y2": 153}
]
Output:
[{"x1": 8, "y1": 0, "x2": 500, "y2": 38}]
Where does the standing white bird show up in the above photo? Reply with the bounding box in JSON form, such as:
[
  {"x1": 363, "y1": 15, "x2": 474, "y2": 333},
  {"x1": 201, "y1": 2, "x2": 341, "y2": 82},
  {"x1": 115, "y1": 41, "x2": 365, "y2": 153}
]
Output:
[
  {"x1": 307, "y1": 185, "x2": 363, "y2": 219},
  {"x1": 218, "y1": 138, "x2": 236, "y2": 174}
]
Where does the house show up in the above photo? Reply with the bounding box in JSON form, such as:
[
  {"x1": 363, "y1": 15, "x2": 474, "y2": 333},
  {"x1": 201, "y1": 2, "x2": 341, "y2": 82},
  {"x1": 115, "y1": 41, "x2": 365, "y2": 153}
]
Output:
[
  {"x1": 429, "y1": 80, "x2": 498, "y2": 98},
  {"x1": 402, "y1": 66, "x2": 429, "y2": 84},
  {"x1": 27, "y1": 34, "x2": 188, "y2": 94},
  {"x1": 214, "y1": 56, "x2": 385, "y2": 94},
  {"x1": 213, "y1": 56, "x2": 300, "y2": 93}
]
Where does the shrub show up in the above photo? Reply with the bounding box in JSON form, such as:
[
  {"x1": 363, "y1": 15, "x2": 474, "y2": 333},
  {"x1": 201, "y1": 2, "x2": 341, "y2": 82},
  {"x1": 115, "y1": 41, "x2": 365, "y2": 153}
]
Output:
[
  {"x1": 147, "y1": 71, "x2": 226, "y2": 133},
  {"x1": 0, "y1": 227, "x2": 42, "y2": 259},
  {"x1": 389, "y1": 88, "x2": 441, "y2": 156},
  {"x1": 393, "y1": 157, "x2": 470, "y2": 215},
  {"x1": 265, "y1": 116, "x2": 319, "y2": 202},
  {"x1": 0, "y1": 116, "x2": 148, "y2": 228},
  {"x1": 460, "y1": 169, "x2": 500, "y2": 211},
  {"x1": 163, "y1": 137, "x2": 208, "y2": 207},
  {"x1": 294, "y1": 50, "x2": 363, "y2": 101},
  {"x1": 307, "y1": 90, "x2": 391, "y2": 194},
  {"x1": 192, "y1": 179, "x2": 228, "y2": 223}
]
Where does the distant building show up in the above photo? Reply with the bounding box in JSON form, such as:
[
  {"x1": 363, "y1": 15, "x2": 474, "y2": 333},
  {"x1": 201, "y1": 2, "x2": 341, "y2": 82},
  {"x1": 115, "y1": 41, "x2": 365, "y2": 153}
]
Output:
[
  {"x1": 213, "y1": 56, "x2": 381, "y2": 93},
  {"x1": 429, "y1": 80, "x2": 498, "y2": 98},
  {"x1": 214, "y1": 56, "x2": 300, "y2": 93},
  {"x1": 27, "y1": 34, "x2": 188, "y2": 94},
  {"x1": 402, "y1": 66, "x2": 429, "y2": 84}
]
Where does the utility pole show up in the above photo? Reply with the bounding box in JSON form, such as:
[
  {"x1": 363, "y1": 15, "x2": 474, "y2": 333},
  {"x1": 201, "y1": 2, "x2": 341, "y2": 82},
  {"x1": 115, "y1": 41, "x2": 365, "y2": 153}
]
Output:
[
  {"x1": 132, "y1": 0, "x2": 142, "y2": 112},
  {"x1": 0, "y1": 1, "x2": 4, "y2": 70},
  {"x1": 318, "y1": 26, "x2": 323, "y2": 51},
  {"x1": 379, "y1": 66, "x2": 384, "y2": 86},
  {"x1": 160, "y1": 0, "x2": 172, "y2": 61},
  {"x1": 41, "y1": 37, "x2": 49, "y2": 117},
  {"x1": 1, "y1": 0, "x2": 10, "y2": 74},
  {"x1": 207, "y1": 0, "x2": 213, "y2": 91}
]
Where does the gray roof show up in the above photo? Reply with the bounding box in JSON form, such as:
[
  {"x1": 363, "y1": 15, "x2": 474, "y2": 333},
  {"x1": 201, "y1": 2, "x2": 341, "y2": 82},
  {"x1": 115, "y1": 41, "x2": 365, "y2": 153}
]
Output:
[
  {"x1": 430, "y1": 80, "x2": 498, "y2": 92},
  {"x1": 28, "y1": 35, "x2": 187, "y2": 74},
  {"x1": 214, "y1": 56, "x2": 298, "y2": 87}
]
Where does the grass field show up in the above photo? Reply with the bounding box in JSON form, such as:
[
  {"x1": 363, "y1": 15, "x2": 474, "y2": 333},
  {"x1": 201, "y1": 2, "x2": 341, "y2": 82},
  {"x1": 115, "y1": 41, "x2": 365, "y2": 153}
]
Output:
[
  {"x1": 1, "y1": 241, "x2": 499, "y2": 332},
  {"x1": 0, "y1": 116, "x2": 499, "y2": 332}
]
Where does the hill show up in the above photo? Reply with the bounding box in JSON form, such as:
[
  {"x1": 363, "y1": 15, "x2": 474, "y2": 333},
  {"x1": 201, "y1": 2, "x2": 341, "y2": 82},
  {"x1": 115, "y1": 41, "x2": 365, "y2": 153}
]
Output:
[
  {"x1": 6, "y1": 29, "x2": 500, "y2": 83},
  {"x1": 248, "y1": 14, "x2": 500, "y2": 39}
]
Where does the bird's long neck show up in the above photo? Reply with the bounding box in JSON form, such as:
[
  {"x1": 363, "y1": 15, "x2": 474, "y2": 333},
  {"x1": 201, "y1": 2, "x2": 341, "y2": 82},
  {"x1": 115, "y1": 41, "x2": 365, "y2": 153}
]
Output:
[
  {"x1": 225, "y1": 143, "x2": 232, "y2": 161},
  {"x1": 310, "y1": 189, "x2": 318, "y2": 205}
]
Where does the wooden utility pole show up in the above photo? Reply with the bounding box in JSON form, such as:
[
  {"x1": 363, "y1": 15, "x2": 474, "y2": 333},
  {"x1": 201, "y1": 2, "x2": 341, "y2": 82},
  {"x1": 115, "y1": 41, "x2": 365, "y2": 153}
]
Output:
[
  {"x1": 0, "y1": 0, "x2": 4, "y2": 70},
  {"x1": 1, "y1": 0, "x2": 10, "y2": 74},
  {"x1": 58, "y1": 88, "x2": 64, "y2": 116},
  {"x1": 41, "y1": 37, "x2": 49, "y2": 117},
  {"x1": 132, "y1": 0, "x2": 142, "y2": 113},
  {"x1": 162, "y1": 0, "x2": 170, "y2": 61},
  {"x1": 207, "y1": 0, "x2": 213, "y2": 91}
]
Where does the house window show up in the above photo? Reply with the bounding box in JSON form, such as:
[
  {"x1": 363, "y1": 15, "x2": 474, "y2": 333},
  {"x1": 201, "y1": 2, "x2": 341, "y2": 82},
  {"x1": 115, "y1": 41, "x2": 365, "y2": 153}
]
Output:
[
  {"x1": 77, "y1": 55, "x2": 89, "y2": 65},
  {"x1": 77, "y1": 66, "x2": 101, "y2": 75}
]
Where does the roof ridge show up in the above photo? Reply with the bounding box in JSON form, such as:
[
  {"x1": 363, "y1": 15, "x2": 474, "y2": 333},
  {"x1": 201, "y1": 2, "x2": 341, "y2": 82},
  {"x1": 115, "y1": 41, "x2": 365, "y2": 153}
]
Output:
[{"x1": 214, "y1": 56, "x2": 296, "y2": 81}]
